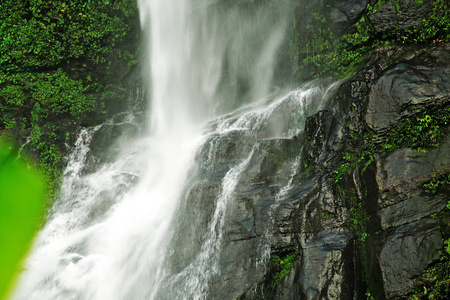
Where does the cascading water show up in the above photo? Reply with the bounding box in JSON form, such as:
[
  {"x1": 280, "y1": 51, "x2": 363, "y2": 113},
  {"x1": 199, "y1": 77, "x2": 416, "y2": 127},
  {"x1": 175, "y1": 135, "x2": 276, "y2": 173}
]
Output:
[{"x1": 13, "y1": 1, "x2": 336, "y2": 299}]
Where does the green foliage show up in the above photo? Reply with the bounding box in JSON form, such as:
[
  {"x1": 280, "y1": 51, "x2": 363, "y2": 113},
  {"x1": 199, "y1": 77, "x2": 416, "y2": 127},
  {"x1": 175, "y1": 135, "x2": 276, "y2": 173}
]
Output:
[
  {"x1": 0, "y1": 0, "x2": 138, "y2": 72},
  {"x1": 412, "y1": 242, "x2": 450, "y2": 299},
  {"x1": 270, "y1": 249, "x2": 297, "y2": 287},
  {"x1": 29, "y1": 104, "x2": 62, "y2": 199},
  {"x1": 2, "y1": 70, "x2": 95, "y2": 117},
  {"x1": 0, "y1": 85, "x2": 26, "y2": 106},
  {"x1": 433, "y1": 0, "x2": 449, "y2": 12},
  {"x1": 334, "y1": 161, "x2": 355, "y2": 183},
  {"x1": 32, "y1": 70, "x2": 95, "y2": 116},
  {"x1": 3, "y1": 121, "x2": 17, "y2": 130},
  {"x1": 382, "y1": 104, "x2": 450, "y2": 152},
  {"x1": 350, "y1": 202, "x2": 371, "y2": 242},
  {"x1": 0, "y1": 140, "x2": 46, "y2": 300},
  {"x1": 38, "y1": 144, "x2": 62, "y2": 200},
  {"x1": 333, "y1": 131, "x2": 375, "y2": 183},
  {"x1": 422, "y1": 173, "x2": 450, "y2": 195},
  {"x1": 0, "y1": 0, "x2": 139, "y2": 202},
  {"x1": 119, "y1": 49, "x2": 139, "y2": 67}
]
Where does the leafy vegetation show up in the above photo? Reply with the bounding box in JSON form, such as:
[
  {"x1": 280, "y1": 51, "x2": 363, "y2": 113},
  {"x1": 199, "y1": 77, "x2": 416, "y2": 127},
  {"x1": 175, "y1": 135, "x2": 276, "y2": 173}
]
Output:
[
  {"x1": 382, "y1": 104, "x2": 450, "y2": 152},
  {"x1": 0, "y1": 0, "x2": 139, "y2": 199},
  {"x1": 269, "y1": 248, "x2": 297, "y2": 287},
  {"x1": 1, "y1": 70, "x2": 95, "y2": 117},
  {"x1": 0, "y1": 0, "x2": 137, "y2": 72},
  {"x1": 411, "y1": 237, "x2": 450, "y2": 299},
  {"x1": 422, "y1": 173, "x2": 450, "y2": 195}
]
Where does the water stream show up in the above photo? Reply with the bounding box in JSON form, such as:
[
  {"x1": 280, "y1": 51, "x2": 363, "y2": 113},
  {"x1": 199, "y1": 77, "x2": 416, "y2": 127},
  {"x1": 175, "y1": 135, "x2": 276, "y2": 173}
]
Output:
[{"x1": 13, "y1": 1, "x2": 334, "y2": 299}]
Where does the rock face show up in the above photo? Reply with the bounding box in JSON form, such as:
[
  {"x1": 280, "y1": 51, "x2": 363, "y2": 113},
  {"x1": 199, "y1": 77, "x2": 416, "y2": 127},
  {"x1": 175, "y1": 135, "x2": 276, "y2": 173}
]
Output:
[
  {"x1": 366, "y1": 60, "x2": 450, "y2": 131},
  {"x1": 184, "y1": 42, "x2": 449, "y2": 299},
  {"x1": 334, "y1": 0, "x2": 369, "y2": 24},
  {"x1": 379, "y1": 219, "x2": 442, "y2": 298},
  {"x1": 368, "y1": 0, "x2": 433, "y2": 33},
  {"x1": 147, "y1": 39, "x2": 449, "y2": 299}
]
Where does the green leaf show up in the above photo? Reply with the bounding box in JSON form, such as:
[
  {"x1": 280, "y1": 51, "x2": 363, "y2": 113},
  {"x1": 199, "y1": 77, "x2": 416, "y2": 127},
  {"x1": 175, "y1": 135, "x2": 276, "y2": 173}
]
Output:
[{"x1": 0, "y1": 139, "x2": 46, "y2": 300}]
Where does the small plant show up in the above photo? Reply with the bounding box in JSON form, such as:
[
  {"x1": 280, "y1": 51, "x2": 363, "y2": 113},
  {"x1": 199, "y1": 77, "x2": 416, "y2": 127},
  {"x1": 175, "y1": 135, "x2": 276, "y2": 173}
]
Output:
[
  {"x1": 411, "y1": 243, "x2": 450, "y2": 299},
  {"x1": 383, "y1": 105, "x2": 450, "y2": 151},
  {"x1": 270, "y1": 249, "x2": 297, "y2": 287},
  {"x1": 422, "y1": 173, "x2": 450, "y2": 195}
]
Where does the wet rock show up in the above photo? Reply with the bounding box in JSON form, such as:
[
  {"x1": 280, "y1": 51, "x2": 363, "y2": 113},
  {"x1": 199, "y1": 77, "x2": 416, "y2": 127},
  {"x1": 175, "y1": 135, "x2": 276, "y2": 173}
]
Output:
[
  {"x1": 368, "y1": 0, "x2": 433, "y2": 33},
  {"x1": 376, "y1": 135, "x2": 450, "y2": 191},
  {"x1": 379, "y1": 191, "x2": 447, "y2": 230},
  {"x1": 254, "y1": 43, "x2": 450, "y2": 299},
  {"x1": 336, "y1": 0, "x2": 369, "y2": 23},
  {"x1": 84, "y1": 122, "x2": 140, "y2": 173},
  {"x1": 298, "y1": 229, "x2": 352, "y2": 300},
  {"x1": 366, "y1": 62, "x2": 450, "y2": 131},
  {"x1": 379, "y1": 219, "x2": 442, "y2": 298}
]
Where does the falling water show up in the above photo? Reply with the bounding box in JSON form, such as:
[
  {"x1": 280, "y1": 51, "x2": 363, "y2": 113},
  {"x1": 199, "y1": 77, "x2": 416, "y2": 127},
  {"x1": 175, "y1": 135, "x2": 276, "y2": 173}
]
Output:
[{"x1": 12, "y1": 1, "x2": 335, "y2": 299}]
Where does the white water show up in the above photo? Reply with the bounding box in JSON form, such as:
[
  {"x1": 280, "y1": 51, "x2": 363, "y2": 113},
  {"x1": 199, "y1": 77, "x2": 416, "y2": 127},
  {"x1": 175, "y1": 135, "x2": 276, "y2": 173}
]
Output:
[
  {"x1": 165, "y1": 147, "x2": 257, "y2": 299},
  {"x1": 13, "y1": 1, "x2": 300, "y2": 299}
]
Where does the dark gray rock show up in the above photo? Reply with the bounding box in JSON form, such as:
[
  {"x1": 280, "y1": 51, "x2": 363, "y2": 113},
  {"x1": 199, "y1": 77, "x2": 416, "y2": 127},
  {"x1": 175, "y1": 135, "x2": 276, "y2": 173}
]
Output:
[
  {"x1": 376, "y1": 134, "x2": 450, "y2": 191},
  {"x1": 379, "y1": 191, "x2": 447, "y2": 230},
  {"x1": 368, "y1": 0, "x2": 433, "y2": 33},
  {"x1": 379, "y1": 219, "x2": 442, "y2": 298},
  {"x1": 298, "y1": 229, "x2": 352, "y2": 300},
  {"x1": 337, "y1": 0, "x2": 369, "y2": 23},
  {"x1": 366, "y1": 63, "x2": 450, "y2": 131}
]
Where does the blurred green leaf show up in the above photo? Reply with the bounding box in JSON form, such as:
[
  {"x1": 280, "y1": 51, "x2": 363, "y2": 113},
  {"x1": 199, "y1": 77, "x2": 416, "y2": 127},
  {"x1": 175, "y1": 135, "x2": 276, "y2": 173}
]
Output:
[{"x1": 0, "y1": 139, "x2": 46, "y2": 300}]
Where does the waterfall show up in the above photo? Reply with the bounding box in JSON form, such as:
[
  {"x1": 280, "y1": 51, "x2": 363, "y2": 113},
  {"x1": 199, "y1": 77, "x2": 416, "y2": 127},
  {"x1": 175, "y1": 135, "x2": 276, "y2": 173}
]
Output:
[{"x1": 12, "y1": 1, "x2": 335, "y2": 299}]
